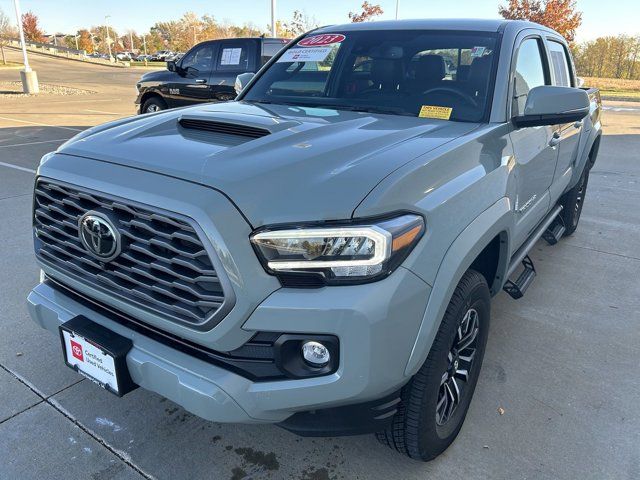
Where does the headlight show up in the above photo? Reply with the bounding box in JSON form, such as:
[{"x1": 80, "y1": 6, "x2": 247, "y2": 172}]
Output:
[{"x1": 251, "y1": 214, "x2": 424, "y2": 285}]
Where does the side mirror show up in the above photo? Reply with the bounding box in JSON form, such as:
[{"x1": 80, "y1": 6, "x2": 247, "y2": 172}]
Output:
[
  {"x1": 234, "y1": 72, "x2": 255, "y2": 95},
  {"x1": 513, "y1": 85, "x2": 590, "y2": 128},
  {"x1": 167, "y1": 61, "x2": 177, "y2": 73}
]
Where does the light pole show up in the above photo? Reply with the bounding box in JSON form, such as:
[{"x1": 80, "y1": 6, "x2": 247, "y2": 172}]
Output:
[
  {"x1": 74, "y1": 34, "x2": 79, "y2": 51},
  {"x1": 13, "y1": 0, "x2": 38, "y2": 93},
  {"x1": 105, "y1": 15, "x2": 113, "y2": 61},
  {"x1": 395, "y1": 0, "x2": 400, "y2": 19},
  {"x1": 271, "y1": 0, "x2": 276, "y2": 38},
  {"x1": 142, "y1": 35, "x2": 147, "y2": 65}
]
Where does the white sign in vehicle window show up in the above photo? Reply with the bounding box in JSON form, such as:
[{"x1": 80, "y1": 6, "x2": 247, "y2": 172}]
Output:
[
  {"x1": 62, "y1": 330, "x2": 119, "y2": 393},
  {"x1": 277, "y1": 46, "x2": 334, "y2": 63},
  {"x1": 221, "y1": 48, "x2": 242, "y2": 65}
]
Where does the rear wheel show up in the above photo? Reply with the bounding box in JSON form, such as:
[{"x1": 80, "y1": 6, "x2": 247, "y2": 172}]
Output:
[
  {"x1": 141, "y1": 96, "x2": 167, "y2": 114},
  {"x1": 376, "y1": 269, "x2": 490, "y2": 461},
  {"x1": 560, "y1": 168, "x2": 589, "y2": 236}
]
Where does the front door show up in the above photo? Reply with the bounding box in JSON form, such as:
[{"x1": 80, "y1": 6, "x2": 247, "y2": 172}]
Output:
[
  {"x1": 509, "y1": 35, "x2": 559, "y2": 249},
  {"x1": 168, "y1": 43, "x2": 215, "y2": 108}
]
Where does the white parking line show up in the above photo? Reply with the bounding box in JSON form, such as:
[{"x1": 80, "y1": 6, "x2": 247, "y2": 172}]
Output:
[
  {"x1": 84, "y1": 109, "x2": 121, "y2": 115},
  {"x1": 0, "y1": 138, "x2": 69, "y2": 148},
  {"x1": 0, "y1": 161, "x2": 36, "y2": 174},
  {"x1": 0, "y1": 116, "x2": 84, "y2": 131}
]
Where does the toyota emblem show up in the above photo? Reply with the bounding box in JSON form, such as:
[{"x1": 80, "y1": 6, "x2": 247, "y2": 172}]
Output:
[{"x1": 78, "y1": 211, "x2": 121, "y2": 262}]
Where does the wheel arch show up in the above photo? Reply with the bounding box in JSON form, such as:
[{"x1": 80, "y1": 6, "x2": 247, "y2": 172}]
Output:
[
  {"x1": 404, "y1": 197, "x2": 512, "y2": 376},
  {"x1": 139, "y1": 91, "x2": 166, "y2": 110}
]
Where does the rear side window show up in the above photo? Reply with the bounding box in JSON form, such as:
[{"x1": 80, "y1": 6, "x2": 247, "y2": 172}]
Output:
[
  {"x1": 217, "y1": 41, "x2": 254, "y2": 72},
  {"x1": 513, "y1": 38, "x2": 548, "y2": 114},
  {"x1": 548, "y1": 40, "x2": 572, "y2": 87}
]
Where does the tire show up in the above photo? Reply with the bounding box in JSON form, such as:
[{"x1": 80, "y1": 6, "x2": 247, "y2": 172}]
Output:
[
  {"x1": 141, "y1": 96, "x2": 167, "y2": 114},
  {"x1": 560, "y1": 168, "x2": 589, "y2": 237},
  {"x1": 376, "y1": 269, "x2": 491, "y2": 461}
]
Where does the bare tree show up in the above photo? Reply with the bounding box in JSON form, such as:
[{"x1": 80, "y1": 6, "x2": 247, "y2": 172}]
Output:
[{"x1": 0, "y1": 8, "x2": 18, "y2": 65}]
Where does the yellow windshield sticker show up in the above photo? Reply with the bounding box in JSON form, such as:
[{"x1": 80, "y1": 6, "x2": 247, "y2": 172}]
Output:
[{"x1": 419, "y1": 105, "x2": 452, "y2": 120}]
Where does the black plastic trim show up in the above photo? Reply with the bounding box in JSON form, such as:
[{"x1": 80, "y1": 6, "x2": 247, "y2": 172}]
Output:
[
  {"x1": 44, "y1": 277, "x2": 340, "y2": 382},
  {"x1": 278, "y1": 389, "x2": 402, "y2": 437}
]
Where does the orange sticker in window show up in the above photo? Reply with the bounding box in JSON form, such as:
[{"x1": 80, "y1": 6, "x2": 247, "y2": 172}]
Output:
[{"x1": 419, "y1": 105, "x2": 452, "y2": 120}]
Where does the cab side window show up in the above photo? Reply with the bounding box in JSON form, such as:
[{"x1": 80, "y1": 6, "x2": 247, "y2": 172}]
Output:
[
  {"x1": 513, "y1": 38, "x2": 548, "y2": 114},
  {"x1": 180, "y1": 44, "x2": 213, "y2": 77},
  {"x1": 548, "y1": 40, "x2": 572, "y2": 87}
]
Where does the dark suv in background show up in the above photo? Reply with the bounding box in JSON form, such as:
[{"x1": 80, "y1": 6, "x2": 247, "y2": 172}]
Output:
[{"x1": 135, "y1": 37, "x2": 289, "y2": 113}]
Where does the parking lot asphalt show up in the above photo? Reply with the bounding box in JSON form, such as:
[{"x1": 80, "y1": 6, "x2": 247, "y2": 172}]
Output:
[{"x1": 1, "y1": 51, "x2": 639, "y2": 480}]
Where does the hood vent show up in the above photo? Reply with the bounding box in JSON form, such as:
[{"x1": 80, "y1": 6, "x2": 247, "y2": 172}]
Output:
[{"x1": 178, "y1": 118, "x2": 271, "y2": 139}]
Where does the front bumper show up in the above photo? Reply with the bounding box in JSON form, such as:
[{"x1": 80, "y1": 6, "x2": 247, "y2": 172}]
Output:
[{"x1": 28, "y1": 266, "x2": 431, "y2": 424}]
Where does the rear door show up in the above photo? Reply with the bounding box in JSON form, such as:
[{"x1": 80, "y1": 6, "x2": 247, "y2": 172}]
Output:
[
  {"x1": 545, "y1": 38, "x2": 583, "y2": 190},
  {"x1": 508, "y1": 34, "x2": 559, "y2": 249},
  {"x1": 169, "y1": 42, "x2": 215, "y2": 107},
  {"x1": 210, "y1": 39, "x2": 258, "y2": 102}
]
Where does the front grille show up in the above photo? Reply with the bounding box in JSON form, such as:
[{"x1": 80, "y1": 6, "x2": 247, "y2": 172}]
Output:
[{"x1": 33, "y1": 180, "x2": 229, "y2": 326}]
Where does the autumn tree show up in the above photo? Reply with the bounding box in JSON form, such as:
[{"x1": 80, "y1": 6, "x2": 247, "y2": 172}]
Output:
[
  {"x1": 498, "y1": 0, "x2": 582, "y2": 43},
  {"x1": 0, "y1": 8, "x2": 18, "y2": 65},
  {"x1": 90, "y1": 25, "x2": 120, "y2": 54},
  {"x1": 573, "y1": 35, "x2": 640, "y2": 80},
  {"x1": 349, "y1": 1, "x2": 384, "y2": 23},
  {"x1": 77, "y1": 29, "x2": 93, "y2": 53},
  {"x1": 21, "y1": 11, "x2": 44, "y2": 43}
]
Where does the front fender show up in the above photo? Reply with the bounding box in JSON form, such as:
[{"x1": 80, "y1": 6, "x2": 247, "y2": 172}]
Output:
[{"x1": 404, "y1": 197, "x2": 512, "y2": 376}]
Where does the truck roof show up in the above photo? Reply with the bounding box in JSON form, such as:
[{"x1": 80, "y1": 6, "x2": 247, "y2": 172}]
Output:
[{"x1": 314, "y1": 18, "x2": 557, "y2": 35}]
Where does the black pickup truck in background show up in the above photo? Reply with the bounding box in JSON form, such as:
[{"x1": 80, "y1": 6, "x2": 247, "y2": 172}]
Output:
[{"x1": 135, "y1": 37, "x2": 289, "y2": 113}]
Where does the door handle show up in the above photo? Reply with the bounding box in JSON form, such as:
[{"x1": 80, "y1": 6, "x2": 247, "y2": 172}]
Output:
[
  {"x1": 195, "y1": 79, "x2": 207, "y2": 84},
  {"x1": 548, "y1": 131, "x2": 561, "y2": 148}
]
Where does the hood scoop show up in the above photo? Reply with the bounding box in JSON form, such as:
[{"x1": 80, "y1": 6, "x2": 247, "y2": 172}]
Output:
[{"x1": 178, "y1": 117, "x2": 271, "y2": 139}]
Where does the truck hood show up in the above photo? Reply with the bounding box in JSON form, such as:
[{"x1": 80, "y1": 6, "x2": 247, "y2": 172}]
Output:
[{"x1": 57, "y1": 102, "x2": 479, "y2": 226}]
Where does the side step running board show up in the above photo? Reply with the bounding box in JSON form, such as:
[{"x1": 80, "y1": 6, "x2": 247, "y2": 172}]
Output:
[
  {"x1": 503, "y1": 255, "x2": 536, "y2": 299},
  {"x1": 542, "y1": 215, "x2": 566, "y2": 245},
  {"x1": 503, "y1": 204, "x2": 563, "y2": 299}
]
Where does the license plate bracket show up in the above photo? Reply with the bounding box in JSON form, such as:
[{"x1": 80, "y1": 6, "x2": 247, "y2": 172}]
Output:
[{"x1": 59, "y1": 316, "x2": 137, "y2": 397}]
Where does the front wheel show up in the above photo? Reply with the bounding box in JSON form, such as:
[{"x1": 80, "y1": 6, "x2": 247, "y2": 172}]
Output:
[
  {"x1": 377, "y1": 269, "x2": 490, "y2": 461},
  {"x1": 141, "y1": 96, "x2": 167, "y2": 114}
]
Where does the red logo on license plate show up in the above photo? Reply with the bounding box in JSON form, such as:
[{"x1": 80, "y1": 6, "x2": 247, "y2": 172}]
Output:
[{"x1": 70, "y1": 340, "x2": 84, "y2": 361}]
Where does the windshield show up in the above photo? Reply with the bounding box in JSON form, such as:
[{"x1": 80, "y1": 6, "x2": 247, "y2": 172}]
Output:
[{"x1": 243, "y1": 30, "x2": 498, "y2": 122}]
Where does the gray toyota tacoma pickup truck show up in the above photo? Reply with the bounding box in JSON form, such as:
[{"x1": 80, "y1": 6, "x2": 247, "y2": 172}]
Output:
[{"x1": 28, "y1": 19, "x2": 601, "y2": 461}]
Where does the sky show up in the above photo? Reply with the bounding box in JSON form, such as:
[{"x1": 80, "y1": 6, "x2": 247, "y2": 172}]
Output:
[{"x1": 0, "y1": 0, "x2": 638, "y2": 43}]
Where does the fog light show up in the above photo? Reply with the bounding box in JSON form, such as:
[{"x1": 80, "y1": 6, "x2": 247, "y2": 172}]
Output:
[{"x1": 301, "y1": 341, "x2": 330, "y2": 366}]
